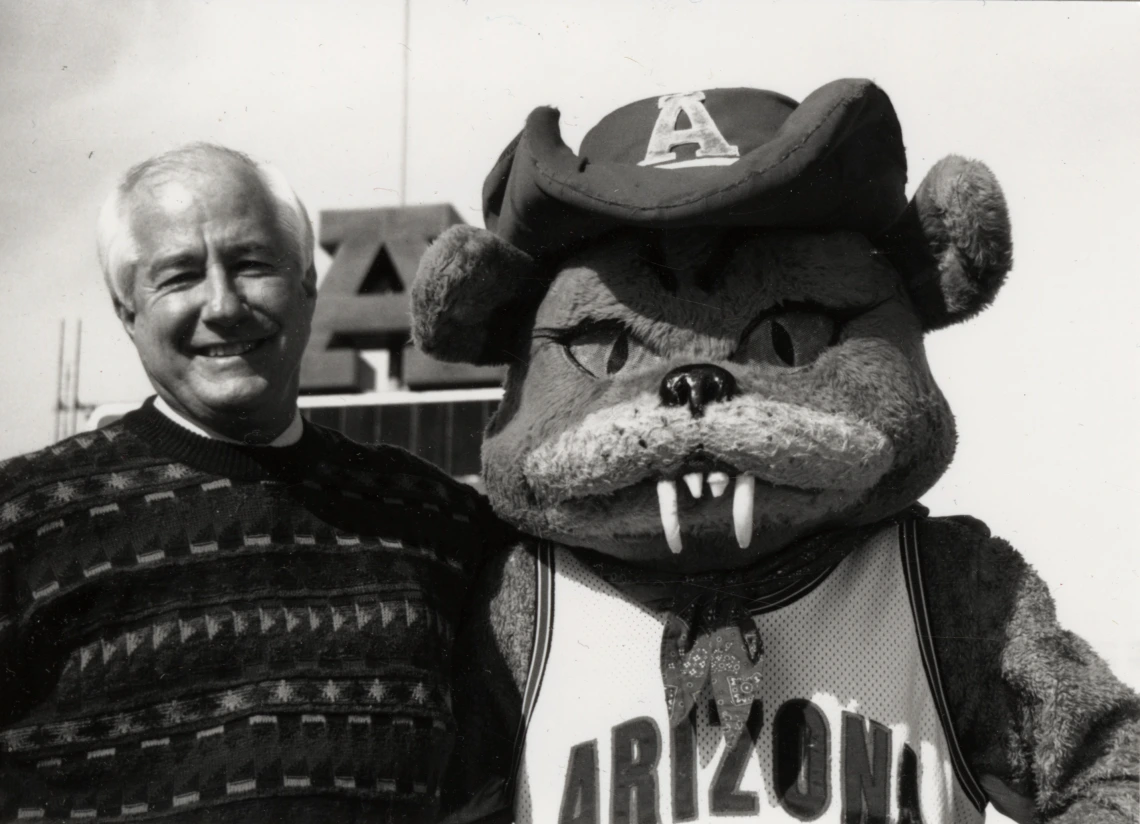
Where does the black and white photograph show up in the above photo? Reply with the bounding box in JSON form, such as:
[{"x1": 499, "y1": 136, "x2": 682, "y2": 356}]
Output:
[{"x1": 1, "y1": 2, "x2": 1137, "y2": 822}]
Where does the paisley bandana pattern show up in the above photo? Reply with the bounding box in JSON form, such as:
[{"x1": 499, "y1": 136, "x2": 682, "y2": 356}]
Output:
[{"x1": 661, "y1": 586, "x2": 765, "y2": 737}]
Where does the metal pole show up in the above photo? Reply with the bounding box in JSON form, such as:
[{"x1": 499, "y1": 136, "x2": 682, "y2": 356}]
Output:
[
  {"x1": 70, "y1": 319, "x2": 82, "y2": 436},
  {"x1": 60, "y1": 363, "x2": 72, "y2": 439},
  {"x1": 399, "y1": 0, "x2": 411, "y2": 206},
  {"x1": 54, "y1": 319, "x2": 66, "y2": 441}
]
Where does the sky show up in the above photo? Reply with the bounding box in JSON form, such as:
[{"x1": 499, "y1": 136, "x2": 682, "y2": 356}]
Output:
[{"x1": 0, "y1": 0, "x2": 1137, "y2": 729}]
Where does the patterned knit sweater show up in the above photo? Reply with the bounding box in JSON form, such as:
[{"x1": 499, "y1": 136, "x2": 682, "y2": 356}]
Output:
[{"x1": 0, "y1": 399, "x2": 503, "y2": 823}]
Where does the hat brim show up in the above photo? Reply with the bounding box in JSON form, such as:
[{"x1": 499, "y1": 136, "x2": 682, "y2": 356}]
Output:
[{"x1": 484, "y1": 79, "x2": 909, "y2": 260}]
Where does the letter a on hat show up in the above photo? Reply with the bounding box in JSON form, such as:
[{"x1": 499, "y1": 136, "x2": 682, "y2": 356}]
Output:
[{"x1": 639, "y1": 91, "x2": 741, "y2": 169}]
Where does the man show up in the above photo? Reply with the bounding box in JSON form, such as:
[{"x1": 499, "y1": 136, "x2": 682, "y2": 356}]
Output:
[{"x1": 0, "y1": 144, "x2": 501, "y2": 822}]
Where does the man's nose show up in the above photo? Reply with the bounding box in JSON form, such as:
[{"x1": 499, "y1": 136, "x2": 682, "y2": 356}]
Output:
[
  {"x1": 199, "y1": 266, "x2": 247, "y2": 324},
  {"x1": 659, "y1": 364, "x2": 736, "y2": 418}
]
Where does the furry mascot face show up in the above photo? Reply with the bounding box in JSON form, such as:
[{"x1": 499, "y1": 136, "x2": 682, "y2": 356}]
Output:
[{"x1": 413, "y1": 81, "x2": 1012, "y2": 573}]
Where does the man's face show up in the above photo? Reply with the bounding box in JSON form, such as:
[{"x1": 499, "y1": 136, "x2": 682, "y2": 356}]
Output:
[{"x1": 119, "y1": 166, "x2": 316, "y2": 441}]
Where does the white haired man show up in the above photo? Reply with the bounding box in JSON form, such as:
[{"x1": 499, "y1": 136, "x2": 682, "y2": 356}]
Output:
[{"x1": 0, "y1": 144, "x2": 503, "y2": 822}]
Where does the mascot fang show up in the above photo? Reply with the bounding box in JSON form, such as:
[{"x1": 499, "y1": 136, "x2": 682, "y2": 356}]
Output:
[{"x1": 415, "y1": 81, "x2": 1139, "y2": 824}]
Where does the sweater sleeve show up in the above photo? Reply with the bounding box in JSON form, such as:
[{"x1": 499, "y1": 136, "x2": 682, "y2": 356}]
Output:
[
  {"x1": 440, "y1": 538, "x2": 537, "y2": 824},
  {"x1": 917, "y1": 516, "x2": 1139, "y2": 823}
]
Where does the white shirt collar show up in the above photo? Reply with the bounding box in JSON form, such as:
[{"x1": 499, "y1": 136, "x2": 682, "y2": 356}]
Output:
[{"x1": 153, "y1": 396, "x2": 303, "y2": 447}]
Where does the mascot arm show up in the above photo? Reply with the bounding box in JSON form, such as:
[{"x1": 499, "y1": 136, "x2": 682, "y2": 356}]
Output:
[
  {"x1": 918, "y1": 517, "x2": 1139, "y2": 823},
  {"x1": 441, "y1": 540, "x2": 537, "y2": 824}
]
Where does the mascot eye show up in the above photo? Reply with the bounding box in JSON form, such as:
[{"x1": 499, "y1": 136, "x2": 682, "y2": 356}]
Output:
[
  {"x1": 734, "y1": 312, "x2": 836, "y2": 368},
  {"x1": 565, "y1": 323, "x2": 650, "y2": 378}
]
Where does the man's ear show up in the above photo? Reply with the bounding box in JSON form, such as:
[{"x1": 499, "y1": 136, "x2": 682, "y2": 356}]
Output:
[
  {"x1": 879, "y1": 155, "x2": 1013, "y2": 331},
  {"x1": 411, "y1": 225, "x2": 546, "y2": 365},
  {"x1": 301, "y1": 262, "x2": 318, "y2": 298},
  {"x1": 114, "y1": 297, "x2": 137, "y2": 343}
]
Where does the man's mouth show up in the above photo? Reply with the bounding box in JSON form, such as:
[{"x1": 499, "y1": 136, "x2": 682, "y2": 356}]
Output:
[
  {"x1": 191, "y1": 337, "x2": 270, "y2": 358},
  {"x1": 656, "y1": 471, "x2": 758, "y2": 555}
]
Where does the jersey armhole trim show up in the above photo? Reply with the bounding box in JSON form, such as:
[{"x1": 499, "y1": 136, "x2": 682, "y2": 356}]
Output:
[
  {"x1": 506, "y1": 540, "x2": 556, "y2": 802},
  {"x1": 900, "y1": 519, "x2": 989, "y2": 813}
]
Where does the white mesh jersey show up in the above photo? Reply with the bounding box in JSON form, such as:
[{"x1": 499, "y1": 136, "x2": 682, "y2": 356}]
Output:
[{"x1": 511, "y1": 521, "x2": 988, "y2": 824}]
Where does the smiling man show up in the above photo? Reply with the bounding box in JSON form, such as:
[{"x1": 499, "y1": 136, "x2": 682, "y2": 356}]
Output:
[
  {"x1": 0, "y1": 144, "x2": 503, "y2": 823},
  {"x1": 110, "y1": 151, "x2": 317, "y2": 444}
]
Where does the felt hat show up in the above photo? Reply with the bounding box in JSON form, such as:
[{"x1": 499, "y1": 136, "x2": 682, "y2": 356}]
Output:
[
  {"x1": 412, "y1": 79, "x2": 1013, "y2": 366},
  {"x1": 483, "y1": 79, "x2": 910, "y2": 259}
]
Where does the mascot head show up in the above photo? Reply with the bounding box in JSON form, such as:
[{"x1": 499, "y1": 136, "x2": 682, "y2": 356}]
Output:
[{"x1": 412, "y1": 80, "x2": 1012, "y2": 573}]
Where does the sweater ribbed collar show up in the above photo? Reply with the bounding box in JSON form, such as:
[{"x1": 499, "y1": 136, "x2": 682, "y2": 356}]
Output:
[
  {"x1": 152, "y1": 395, "x2": 304, "y2": 446},
  {"x1": 121, "y1": 397, "x2": 326, "y2": 481}
]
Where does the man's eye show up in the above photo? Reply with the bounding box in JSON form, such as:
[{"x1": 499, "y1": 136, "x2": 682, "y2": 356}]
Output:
[
  {"x1": 734, "y1": 312, "x2": 836, "y2": 367},
  {"x1": 236, "y1": 259, "x2": 274, "y2": 274},
  {"x1": 157, "y1": 270, "x2": 199, "y2": 288},
  {"x1": 565, "y1": 325, "x2": 645, "y2": 378}
]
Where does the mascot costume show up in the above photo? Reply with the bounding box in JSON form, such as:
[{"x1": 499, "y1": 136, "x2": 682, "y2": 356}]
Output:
[{"x1": 413, "y1": 80, "x2": 1139, "y2": 823}]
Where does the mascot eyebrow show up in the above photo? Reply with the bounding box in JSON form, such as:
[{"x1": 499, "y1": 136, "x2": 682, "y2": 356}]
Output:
[
  {"x1": 532, "y1": 297, "x2": 889, "y2": 351},
  {"x1": 528, "y1": 249, "x2": 899, "y2": 362}
]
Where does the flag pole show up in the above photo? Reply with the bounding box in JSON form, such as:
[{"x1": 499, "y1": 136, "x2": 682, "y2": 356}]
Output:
[
  {"x1": 71, "y1": 319, "x2": 83, "y2": 436},
  {"x1": 399, "y1": 0, "x2": 411, "y2": 207}
]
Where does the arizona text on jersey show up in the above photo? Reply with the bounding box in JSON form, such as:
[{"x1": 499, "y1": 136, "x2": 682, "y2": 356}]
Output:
[{"x1": 514, "y1": 523, "x2": 984, "y2": 824}]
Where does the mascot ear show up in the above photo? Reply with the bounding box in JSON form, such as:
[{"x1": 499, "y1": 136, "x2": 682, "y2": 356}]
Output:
[
  {"x1": 411, "y1": 224, "x2": 546, "y2": 365},
  {"x1": 881, "y1": 155, "x2": 1013, "y2": 331}
]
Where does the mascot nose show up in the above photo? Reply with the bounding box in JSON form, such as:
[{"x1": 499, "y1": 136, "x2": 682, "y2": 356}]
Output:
[{"x1": 660, "y1": 365, "x2": 737, "y2": 418}]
